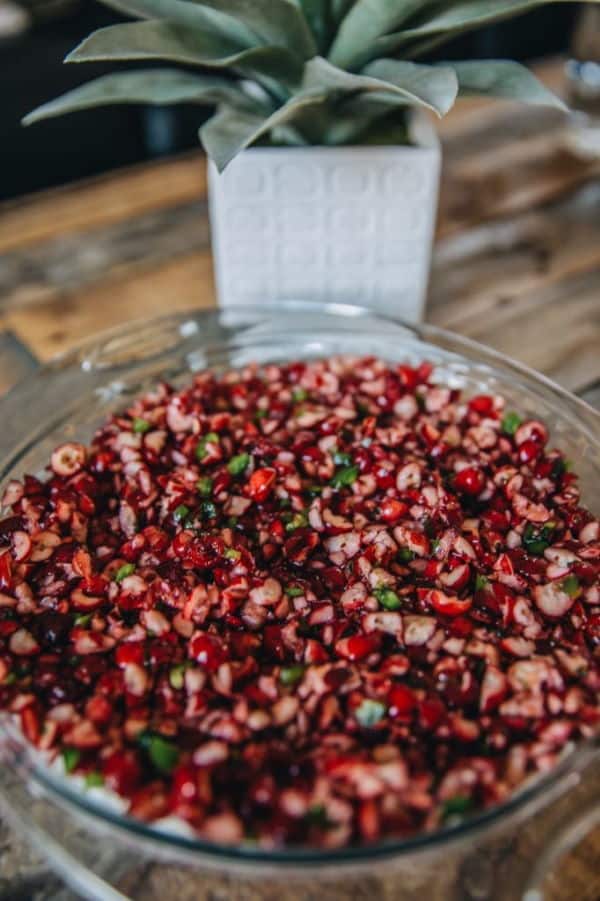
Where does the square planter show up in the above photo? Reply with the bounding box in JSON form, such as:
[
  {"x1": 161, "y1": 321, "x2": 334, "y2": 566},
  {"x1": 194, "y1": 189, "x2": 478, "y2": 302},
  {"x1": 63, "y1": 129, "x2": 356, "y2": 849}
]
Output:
[{"x1": 208, "y1": 115, "x2": 441, "y2": 322}]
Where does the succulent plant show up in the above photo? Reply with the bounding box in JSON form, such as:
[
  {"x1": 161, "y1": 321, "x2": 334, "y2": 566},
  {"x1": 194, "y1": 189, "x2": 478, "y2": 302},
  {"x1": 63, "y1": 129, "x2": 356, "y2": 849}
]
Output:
[{"x1": 24, "y1": 0, "x2": 597, "y2": 170}]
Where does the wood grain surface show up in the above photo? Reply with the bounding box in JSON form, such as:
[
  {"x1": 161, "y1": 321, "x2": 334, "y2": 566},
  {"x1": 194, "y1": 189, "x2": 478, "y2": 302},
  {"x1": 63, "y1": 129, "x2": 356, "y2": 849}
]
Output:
[{"x1": 0, "y1": 57, "x2": 598, "y2": 901}]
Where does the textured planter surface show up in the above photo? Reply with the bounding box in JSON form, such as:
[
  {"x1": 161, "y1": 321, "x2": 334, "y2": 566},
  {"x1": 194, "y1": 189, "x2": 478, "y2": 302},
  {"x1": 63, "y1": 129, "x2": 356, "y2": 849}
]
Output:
[{"x1": 209, "y1": 125, "x2": 441, "y2": 322}]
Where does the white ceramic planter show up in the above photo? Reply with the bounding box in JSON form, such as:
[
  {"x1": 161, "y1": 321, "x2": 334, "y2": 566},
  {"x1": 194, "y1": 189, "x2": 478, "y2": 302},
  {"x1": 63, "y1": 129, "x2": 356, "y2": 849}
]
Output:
[{"x1": 208, "y1": 116, "x2": 441, "y2": 322}]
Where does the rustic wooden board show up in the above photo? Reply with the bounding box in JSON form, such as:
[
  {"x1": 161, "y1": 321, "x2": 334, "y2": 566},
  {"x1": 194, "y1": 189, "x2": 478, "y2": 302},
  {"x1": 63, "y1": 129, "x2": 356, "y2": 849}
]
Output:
[
  {"x1": 0, "y1": 155, "x2": 206, "y2": 254},
  {"x1": 430, "y1": 181, "x2": 600, "y2": 392}
]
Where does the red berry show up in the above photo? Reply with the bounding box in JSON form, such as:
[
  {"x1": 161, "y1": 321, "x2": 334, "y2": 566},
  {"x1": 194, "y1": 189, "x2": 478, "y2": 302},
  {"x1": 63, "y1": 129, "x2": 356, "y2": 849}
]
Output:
[
  {"x1": 374, "y1": 465, "x2": 395, "y2": 490},
  {"x1": 338, "y1": 634, "x2": 379, "y2": 662},
  {"x1": 247, "y1": 468, "x2": 277, "y2": 503},
  {"x1": 515, "y1": 420, "x2": 548, "y2": 447},
  {"x1": 212, "y1": 470, "x2": 232, "y2": 495},
  {"x1": 170, "y1": 764, "x2": 199, "y2": 806},
  {"x1": 397, "y1": 365, "x2": 418, "y2": 390},
  {"x1": 283, "y1": 528, "x2": 319, "y2": 564},
  {"x1": 103, "y1": 750, "x2": 142, "y2": 796},
  {"x1": 142, "y1": 526, "x2": 169, "y2": 552},
  {"x1": 85, "y1": 695, "x2": 112, "y2": 724},
  {"x1": 518, "y1": 440, "x2": 541, "y2": 464},
  {"x1": 419, "y1": 698, "x2": 446, "y2": 730},
  {"x1": 468, "y1": 395, "x2": 494, "y2": 415},
  {"x1": 454, "y1": 467, "x2": 485, "y2": 495},
  {"x1": 449, "y1": 616, "x2": 473, "y2": 638},
  {"x1": 427, "y1": 589, "x2": 473, "y2": 617},
  {"x1": 115, "y1": 642, "x2": 145, "y2": 667},
  {"x1": 50, "y1": 442, "x2": 87, "y2": 477},
  {"x1": 380, "y1": 498, "x2": 408, "y2": 524},
  {"x1": 0, "y1": 553, "x2": 13, "y2": 592},
  {"x1": 189, "y1": 633, "x2": 226, "y2": 672},
  {"x1": 388, "y1": 684, "x2": 416, "y2": 717},
  {"x1": 20, "y1": 706, "x2": 40, "y2": 744}
]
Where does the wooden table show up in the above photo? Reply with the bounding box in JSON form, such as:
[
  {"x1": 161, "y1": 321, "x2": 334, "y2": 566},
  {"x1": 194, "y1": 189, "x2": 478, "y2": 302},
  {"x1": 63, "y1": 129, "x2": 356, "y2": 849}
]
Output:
[{"x1": 0, "y1": 58, "x2": 598, "y2": 900}]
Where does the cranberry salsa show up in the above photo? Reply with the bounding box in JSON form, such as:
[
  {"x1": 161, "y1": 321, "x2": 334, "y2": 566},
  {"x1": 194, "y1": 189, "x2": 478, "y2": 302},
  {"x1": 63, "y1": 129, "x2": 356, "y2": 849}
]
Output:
[{"x1": 0, "y1": 357, "x2": 598, "y2": 848}]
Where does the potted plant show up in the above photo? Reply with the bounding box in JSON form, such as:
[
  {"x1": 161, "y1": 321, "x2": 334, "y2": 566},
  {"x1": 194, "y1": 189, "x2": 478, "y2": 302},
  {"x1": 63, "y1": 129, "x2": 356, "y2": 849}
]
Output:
[{"x1": 25, "y1": 0, "x2": 587, "y2": 319}]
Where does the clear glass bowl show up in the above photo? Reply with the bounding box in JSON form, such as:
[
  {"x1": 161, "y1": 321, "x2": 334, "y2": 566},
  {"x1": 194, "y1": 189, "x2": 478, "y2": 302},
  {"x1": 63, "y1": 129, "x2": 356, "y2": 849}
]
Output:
[{"x1": 0, "y1": 303, "x2": 598, "y2": 901}]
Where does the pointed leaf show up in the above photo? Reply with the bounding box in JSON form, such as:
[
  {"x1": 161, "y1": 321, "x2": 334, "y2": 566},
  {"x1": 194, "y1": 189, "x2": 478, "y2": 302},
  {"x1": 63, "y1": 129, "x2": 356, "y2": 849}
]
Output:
[
  {"x1": 303, "y1": 57, "x2": 457, "y2": 117},
  {"x1": 23, "y1": 69, "x2": 253, "y2": 126},
  {"x1": 329, "y1": 0, "x2": 436, "y2": 69},
  {"x1": 201, "y1": 90, "x2": 326, "y2": 170},
  {"x1": 324, "y1": 92, "x2": 411, "y2": 144},
  {"x1": 188, "y1": 0, "x2": 317, "y2": 59},
  {"x1": 99, "y1": 0, "x2": 255, "y2": 47},
  {"x1": 67, "y1": 22, "x2": 303, "y2": 89},
  {"x1": 331, "y1": 0, "x2": 356, "y2": 23},
  {"x1": 451, "y1": 60, "x2": 567, "y2": 110},
  {"x1": 364, "y1": 59, "x2": 458, "y2": 116},
  {"x1": 201, "y1": 108, "x2": 266, "y2": 171},
  {"x1": 374, "y1": 1, "x2": 599, "y2": 59},
  {"x1": 298, "y1": 0, "x2": 330, "y2": 52},
  {"x1": 68, "y1": 20, "x2": 242, "y2": 62}
]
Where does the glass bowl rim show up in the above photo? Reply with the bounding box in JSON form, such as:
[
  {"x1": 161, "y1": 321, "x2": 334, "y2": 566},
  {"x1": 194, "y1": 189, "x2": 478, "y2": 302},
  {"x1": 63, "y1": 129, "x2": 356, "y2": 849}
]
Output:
[
  {"x1": 4, "y1": 299, "x2": 599, "y2": 417},
  {"x1": 0, "y1": 299, "x2": 598, "y2": 868}
]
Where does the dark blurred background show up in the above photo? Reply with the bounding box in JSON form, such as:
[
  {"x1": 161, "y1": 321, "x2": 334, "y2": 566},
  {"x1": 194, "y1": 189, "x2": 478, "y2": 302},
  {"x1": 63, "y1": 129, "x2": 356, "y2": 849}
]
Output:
[{"x1": 0, "y1": 1, "x2": 583, "y2": 201}]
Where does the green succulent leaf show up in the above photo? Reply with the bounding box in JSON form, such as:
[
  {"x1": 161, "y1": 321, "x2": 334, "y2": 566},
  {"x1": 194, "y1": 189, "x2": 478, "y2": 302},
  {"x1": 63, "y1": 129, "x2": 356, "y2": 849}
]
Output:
[
  {"x1": 188, "y1": 0, "x2": 317, "y2": 60},
  {"x1": 331, "y1": 0, "x2": 356, "y2": 24},
  {"x1": 200, "y1": 90, "x2": 327, "y2": 171},
  {"x1": 329, "y1": 0, "x2": 436, "y2": 69},
  {"x1": 303, "y1": 57, "x2": 458, "y2": 117},
  {"x1": 411, "y1": 0, "x2": 592, "y2": 37},
  {"x1": 67, "y1": 21, "x2": 303, "y2": 89},
  {"x1": 200, "y1": 109, "x2": 262, "y2": 172},
  {"x1": 23, "y1": 69, "x2": 255, "y2": 126},
  {"x1": 321, "y1": 84, "x2": 416, "y2": 144},
  {"x1": 375, "y1": 1, "x2": 599, "y2": 60},
  {"x1": 98, "y1": 0, "x2": 255, "y2": 47},
  {"x1": 68, "y1": 20, "x2": 242, "y2": 64},
  {"x1": 25, "y1": 0, "x2": 590, "y2": 166},
  {"x1": 364, "y1": 59, "x2": 458, "y2": 115},
  {"x1": 101, "y1": 0, "x2": 316, "y2": 58},
  {"x1": 450, "y1": 60, "x2": 566, "y2": 110},
  {"x1": 298, "y1": 0, "x2": 330, "y2": 52}
]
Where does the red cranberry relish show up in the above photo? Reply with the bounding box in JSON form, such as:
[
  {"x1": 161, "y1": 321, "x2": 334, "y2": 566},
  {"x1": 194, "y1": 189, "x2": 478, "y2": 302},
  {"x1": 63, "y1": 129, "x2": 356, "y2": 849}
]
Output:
[{"x1": 0, "y1": 357, "x2": 598, "y2": 847}]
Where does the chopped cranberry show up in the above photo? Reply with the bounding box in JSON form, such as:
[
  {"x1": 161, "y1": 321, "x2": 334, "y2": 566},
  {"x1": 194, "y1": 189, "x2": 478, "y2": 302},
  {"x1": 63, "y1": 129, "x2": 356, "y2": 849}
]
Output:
[
  {"x1": 449, "y1": 616, "x2": 473, "y2": 638},
  {"x1": 468, "y1": 395, "x2": 494, "y2": 416},
  {"x1": 284, "y1": 529, "x2": 319, "y2": 564},
  {"x1": 380, "y1": 499, "x2": 408, "y2": 524},
  {"x1": 103, "y1": 750, "x2": 143, "y2": 796},
  {"x1": 419, "y1": 698, "x2": 446, "y2": 730},
  {"x1": 0, "y1": 355, "x2": 595, "y2": 851},
  {"x1": 0, "y1": 554, "x2": 13, "y2": 592},
  {"x1": 515, "y1": 420, "x2": 548, "y2": 447},
  {"x1": 50, "y1": 443, "x2": 87, "y2": 477},
  {"x1": 185, "y1": 536, "x2": 224, "y2": 569},
  {"x1": 388, "y1": 684, "x2": 416, "y2": 717},
  {"x1": 454, "y1": 467, "x2": 485, "y2": 496},
  {"x1": 336, "y1": 634, "x2": 379, "y2": 661},
  {"x1": 189, "y1": 634, "x2": 226, "y2": 672},
  {"x1": 374, "y1": 465, "x2": 395, "y2": 490},
  {"x1": 247, "y1": 468, "x2": 277, "y2": 503},
  {"x1": 397, "y1": 365, "x2": 419, "y2": 390},
  {"x1": 427, "y1": 590, "x2": 472, "y2": 618},
  {"x1": 518, "y1": 440, "x2": 542, "y2": 464},
  {"x1": 115, "y1": 642, "x2": 145, "y2": 667},
  {"x1": 170, "y1": 764, "x2": 199, "y2": 807}
]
